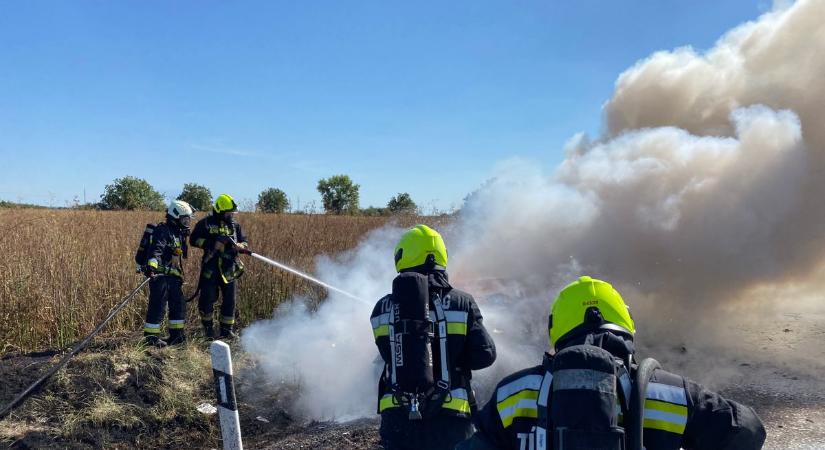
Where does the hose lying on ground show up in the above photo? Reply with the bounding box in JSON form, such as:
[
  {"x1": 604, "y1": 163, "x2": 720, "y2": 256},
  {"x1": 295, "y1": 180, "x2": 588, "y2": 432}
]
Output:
[{"x1": 0, "y1": 277, "x2": 151, "y2": 421}]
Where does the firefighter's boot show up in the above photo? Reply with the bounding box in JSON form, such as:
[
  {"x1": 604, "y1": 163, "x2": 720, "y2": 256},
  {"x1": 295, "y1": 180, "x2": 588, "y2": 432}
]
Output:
[
  {"x1": 202, "y1": 320, "x2": 217, "y2": 340},
  {"x1": 142, "y1": 333, "x2": 168, "y2": 348},
  {"x1": 219, "y1": 323, "x2": 238, "y2": 340},
  {"x1": 168, "y1": 328, "x2": 186, "y2": 346}
]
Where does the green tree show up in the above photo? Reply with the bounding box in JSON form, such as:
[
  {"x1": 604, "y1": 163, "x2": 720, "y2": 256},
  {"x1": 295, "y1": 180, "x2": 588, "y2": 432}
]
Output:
[
  {"x1": 360, "y1": 206, "x2": 388, "y2": 216},
  {"x1": 257, "y1": 188, "x2": 290, "y2": 213},
  {"x1": 177, "y1": 183, "x2": 212, "y2": 211},
  {"x1": 99, "y1": 176, "x2": 165, "y2": 210},
  {"x1": 387, "y1": 192, "x2": 417, "y2": 215},
  {"x1": 317, "y1": 175, "x2": 360, "y2": 214}
]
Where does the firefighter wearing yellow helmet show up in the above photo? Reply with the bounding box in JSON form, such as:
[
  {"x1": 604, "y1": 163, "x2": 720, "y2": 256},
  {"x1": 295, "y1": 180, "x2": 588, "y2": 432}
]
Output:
[
  {"x1": 370, "y1": 224, "x2": 496, "y2": 450},
  {"x1": 457, "y1": 276, "x2": 766, "y2": 450},
  {"x1": 189, "y1": 193, "x2": 249, "y2": 339},
  {"x1": 549, "y1": 275, "x2": 635, "y2": 347},
  {"x1": 393, "y1": 223, "x2": 449, "y2": 272}
]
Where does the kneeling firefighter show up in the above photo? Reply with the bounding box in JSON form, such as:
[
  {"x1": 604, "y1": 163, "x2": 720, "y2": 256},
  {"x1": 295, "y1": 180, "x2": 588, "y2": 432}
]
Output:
[
  {"x1": 189, "y1": 193, "x2": 249, "y2": 339},
  {"x1": 457, "y1": 276, "x2": 766, "y2": 450},
  {"x1": 137, "y1": 200, "x2": 194, "y2": 347},
  {"x1": 370, "y1": 224, "x2": 497, "y2": 450}
]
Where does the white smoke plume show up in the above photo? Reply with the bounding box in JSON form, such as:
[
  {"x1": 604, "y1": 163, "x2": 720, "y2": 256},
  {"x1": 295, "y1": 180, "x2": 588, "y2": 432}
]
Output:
[{"x1": 243, "y1": 0, "x2": 825, "y2": 420}]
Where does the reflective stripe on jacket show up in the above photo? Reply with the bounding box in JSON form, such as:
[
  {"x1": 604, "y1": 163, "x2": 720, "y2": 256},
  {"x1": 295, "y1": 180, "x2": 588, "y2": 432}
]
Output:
[
  {"x1": 464, "y1": 355, "x2": 766, "y2": 450},
  {"x1": 146, "y1": 222, "x2": 185, "y2": 279},
  {"x1": 189, "y1": 214, "x2": 247, "y2": 283},
  {"x1": 370, "y1": 284, "x2": 496, "y2": 419}
]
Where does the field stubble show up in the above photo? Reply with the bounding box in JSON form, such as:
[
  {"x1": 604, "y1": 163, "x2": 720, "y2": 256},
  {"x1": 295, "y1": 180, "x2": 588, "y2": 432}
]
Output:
[{"x1": 0, "y1": 209, "x2": 410, "y2": 354}]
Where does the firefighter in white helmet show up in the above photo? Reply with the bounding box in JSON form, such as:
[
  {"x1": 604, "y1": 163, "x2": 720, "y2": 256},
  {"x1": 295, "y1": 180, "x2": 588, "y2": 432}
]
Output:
[{"x1": 140, "y1": 200, "x2": 194, "y2": 347}]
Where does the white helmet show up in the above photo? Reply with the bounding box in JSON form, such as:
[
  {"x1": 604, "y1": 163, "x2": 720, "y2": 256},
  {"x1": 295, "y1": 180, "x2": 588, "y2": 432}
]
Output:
[{"x1": 167, "y1": 200, "x2": 194, "y2": 219}]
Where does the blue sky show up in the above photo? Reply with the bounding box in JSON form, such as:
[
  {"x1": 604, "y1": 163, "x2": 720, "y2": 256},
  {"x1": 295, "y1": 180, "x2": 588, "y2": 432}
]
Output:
[{"x1": 0, "y1": 1, "x2": 765, "y2": 211}]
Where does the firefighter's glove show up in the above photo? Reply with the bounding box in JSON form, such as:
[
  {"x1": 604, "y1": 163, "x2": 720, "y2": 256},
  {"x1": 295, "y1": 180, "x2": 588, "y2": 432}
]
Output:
[{"x1": 236, "y1": 242, "x2": 251, "y2": 255}]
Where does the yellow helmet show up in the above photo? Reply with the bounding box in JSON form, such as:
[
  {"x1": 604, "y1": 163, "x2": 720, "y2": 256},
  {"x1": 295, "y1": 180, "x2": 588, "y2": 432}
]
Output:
[
  {"x1": 549, "y1": 276, "x2": 635, "y2": 348},
  {"x1": 214, "y1": 194, "x2": 238, "y2": 214},
  {"x1": 394, "y1": 224, "x2": 448, "y2": 272}
]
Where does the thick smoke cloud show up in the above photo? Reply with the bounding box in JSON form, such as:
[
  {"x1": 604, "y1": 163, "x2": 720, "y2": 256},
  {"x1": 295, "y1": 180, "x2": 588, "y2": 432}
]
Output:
[
  {"x1": 456, "y1": 106, "x2": 807, "y2": 312},
  {"x1": 242, "y1": 226, "x2": 402, "y2": 420},
  {"x1": 243, "y1": 0, "x2": 825, "y2": 420}
]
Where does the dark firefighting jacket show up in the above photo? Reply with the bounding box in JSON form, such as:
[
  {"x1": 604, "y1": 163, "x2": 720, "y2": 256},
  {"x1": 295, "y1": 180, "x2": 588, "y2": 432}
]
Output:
[
  {"x1": 189, "y1": 214, "x2": 248, "y2": 284},
  {"x1": 146, "y1": 221, "x2": 186, "y2": 279},
  {"x1": 459, "y1": 352, "x2": 767, "y2": 450},
  {"x1": 370, "y1": 271, "x2": 497, "y2": 418}
]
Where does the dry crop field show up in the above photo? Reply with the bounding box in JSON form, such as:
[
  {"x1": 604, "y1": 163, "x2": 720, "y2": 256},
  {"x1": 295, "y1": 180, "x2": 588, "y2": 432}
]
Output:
[{"x1": 0, "y1": 209, "x2": 416, "y2": 355}]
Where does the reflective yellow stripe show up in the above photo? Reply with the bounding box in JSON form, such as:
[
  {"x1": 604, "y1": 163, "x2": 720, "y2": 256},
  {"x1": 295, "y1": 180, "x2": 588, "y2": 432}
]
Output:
[
  {"x1": 497, "y1": 389, "x2": 539, "y2": 411},
  {"x1": 447, "y1": 322, "x2": 467, "y2": 335},
  {"x1": 497, "y1": 375, "x2": 543, "y2": 401},
  {"x1": 379, "y1": 390, "x2": 470, "y2": 414},
  {"x1": 143, "y1": 327, "x2": 161, "y2": 334},
  {"x1": 373, "y1": 324, "x2": 389, "y2": 338},
  {"x1": 147, "y1": 259, "x2": 159, "y2": 269},
  {"x1": 168, "y1": 323, "x2": 185, "y2": 329},
  {"x1": 220, "y1": 316, "x2": 235, "y2": 325},
  {"x1": 646, "y1": 399, "x2": 688, "y2": 416},
  {"x1": 500, "y1": 407, "x2": 537, "y2": 428},
  {"x1": 644, "y1": 418, "x2": 686, "y2": 434},
  {"x1": 644, "y1": 398, "x2": 688, "y2": 434},
  {"x1": 496, "y1": 390, "x2": 539, "y2": 428},
  {"x1": 379, "y1": 395, "x2": 397, "y2": 412},
  {"x1": 442, "y1": 396, "x2": 470, "y2": 414}
]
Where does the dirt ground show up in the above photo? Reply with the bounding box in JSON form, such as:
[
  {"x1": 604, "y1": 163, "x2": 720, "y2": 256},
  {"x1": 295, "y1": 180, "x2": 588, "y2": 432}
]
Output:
[
  {"x1": 248, "y1": 306, "x2": 825, "y2": 450},
  {"x1": 1, "y1": 314, "x2": 823, "y2": 450}
]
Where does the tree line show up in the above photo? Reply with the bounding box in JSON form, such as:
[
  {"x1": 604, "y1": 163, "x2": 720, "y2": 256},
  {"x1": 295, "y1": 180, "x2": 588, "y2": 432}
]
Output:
[{"x1": 90, "y1": 175, "x2": 418, "y2": 216}]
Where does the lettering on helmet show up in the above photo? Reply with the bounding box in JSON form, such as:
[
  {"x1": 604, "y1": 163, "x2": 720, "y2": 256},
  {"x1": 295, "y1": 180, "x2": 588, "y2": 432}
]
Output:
[{"x1": 582, "y1": 299, "x2": 599, "y2": 307}]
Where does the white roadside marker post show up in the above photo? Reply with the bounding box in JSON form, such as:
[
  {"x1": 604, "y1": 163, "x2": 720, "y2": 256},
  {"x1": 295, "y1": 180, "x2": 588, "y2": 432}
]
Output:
[{"x1": 210, "y1": 340, "x2": 243, "y2": 450}]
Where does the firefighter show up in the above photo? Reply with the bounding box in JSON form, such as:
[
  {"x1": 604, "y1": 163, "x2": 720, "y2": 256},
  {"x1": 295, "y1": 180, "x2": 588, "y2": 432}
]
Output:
[
  {"x1": 371, "y1": 224, "x2": 497, "y2": 450},
  {"x1": 190, "y1": 193, "x2": 249, "y2": 340},
  {"x1": 142, "y1": 200, "x2": 194, "y2": 347},
  {"x1": 456, "y1": 276, "x2": 766, "y2": 450}
]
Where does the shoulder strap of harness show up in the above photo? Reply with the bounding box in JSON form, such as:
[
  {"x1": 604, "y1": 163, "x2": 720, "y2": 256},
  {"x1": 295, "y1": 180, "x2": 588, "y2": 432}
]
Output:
[
  {"x1": 388, "y1": 301, "x2": 399, "y2": 387},
  {"x1": 432, "y1": 291, "x2": 451, "y2": 391},
  {"x1": 535, "y1": 367, "x2": 553, "y2": 450},
  {"x1": 627, "y1": 358, "x2": 661, "y2": 450}
]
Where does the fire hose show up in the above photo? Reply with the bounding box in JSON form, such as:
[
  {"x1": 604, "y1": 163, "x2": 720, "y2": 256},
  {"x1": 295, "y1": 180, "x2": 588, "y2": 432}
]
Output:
[
  {"x1": 245, "y1": 251, "x2": 369, "y2": 305},
  {"x1": 213, "y1": 237, "x2": 368, "y2": 305},
  {"x1": 0, "y1": 277, "x2": 151, "y2": 421}
]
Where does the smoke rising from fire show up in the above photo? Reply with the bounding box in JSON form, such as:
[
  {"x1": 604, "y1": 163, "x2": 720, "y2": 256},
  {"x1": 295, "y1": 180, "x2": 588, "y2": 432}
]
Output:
[{"x1": 243, "y1": 0, "x2": 825, "y2": 420}]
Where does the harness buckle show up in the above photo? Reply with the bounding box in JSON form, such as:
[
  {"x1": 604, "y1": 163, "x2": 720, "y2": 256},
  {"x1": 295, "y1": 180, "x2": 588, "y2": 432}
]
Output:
[{"x1": 408, "y1": 396, "x2": 423, "y2": 421}]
